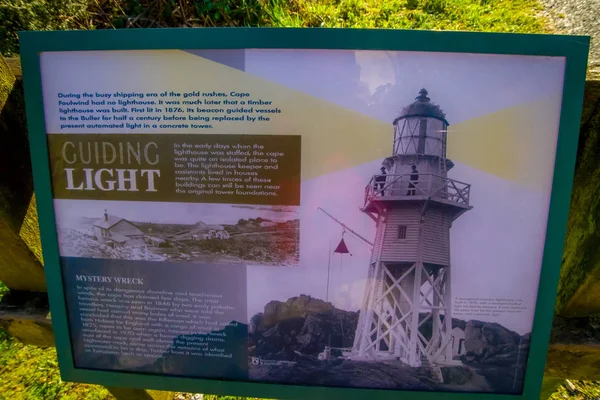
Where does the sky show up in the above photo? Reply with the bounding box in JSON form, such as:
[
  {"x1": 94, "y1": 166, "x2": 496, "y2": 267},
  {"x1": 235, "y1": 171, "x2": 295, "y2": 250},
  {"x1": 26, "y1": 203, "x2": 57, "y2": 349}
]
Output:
[
  {"x1": 245, "y1": 159, "x2": 550, "y2": 335},
  {"x1": 240, "y1": 49, "x2": 564, "y2": 335},
  {"x1": 244, "y1": 49, "x2": 566, "y2": 125}
]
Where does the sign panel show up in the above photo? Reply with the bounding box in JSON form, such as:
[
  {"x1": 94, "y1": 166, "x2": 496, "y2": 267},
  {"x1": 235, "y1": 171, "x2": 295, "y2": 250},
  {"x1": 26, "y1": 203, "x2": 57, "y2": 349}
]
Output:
[{"x1": 20, "y1": 28, "x2": 589, "y2": 399}]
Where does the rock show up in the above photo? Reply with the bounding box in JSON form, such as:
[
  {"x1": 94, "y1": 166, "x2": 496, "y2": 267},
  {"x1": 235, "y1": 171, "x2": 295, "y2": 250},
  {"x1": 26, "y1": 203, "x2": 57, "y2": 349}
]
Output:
[
  {"x1": 295, "y1": 333, "x2": 311, "y2": 347},
  {"x1": 260, "y1": 294, "x2": 335, "y2": 328},
  {"x1": 298, "y1": 313, "x2": 327, "y2": 352},
  {"x1": 252, "y1": 295, "x2": 530, "y2": 393},
  {"x1": 56, "y1": 228, "x2": 166, "y2": 261},
  {"x1": 262, "y1": 301, "x2": 284, "y2": 327},
  {"x1": 481, "y1": 349, "x2": 520, "y2": 366},
  {"x1": 252, "y1": 295, "x2": 358, "y2": 359},
  {"x1": 463, "y1": 320, "x2": 523, "y2": 362},
  {"x1": 472, "y1": 362, "x2": 527, "y2": 394},
  {"x1": 441, "y1": 366, "x2": 473, "y2": 385},
  {"x1": 250, "y1": 359, "x2": 438, "y2": 390},
  {"x1": 248, "y1": 312, "x2": 262, "y2": 337}
]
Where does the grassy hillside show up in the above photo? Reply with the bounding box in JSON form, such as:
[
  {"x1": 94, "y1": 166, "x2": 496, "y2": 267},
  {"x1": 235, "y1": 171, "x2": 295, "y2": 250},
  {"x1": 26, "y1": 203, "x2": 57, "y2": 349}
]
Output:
[{"x1": 1, "y1": 0, "x2": 550, "y2": 57}]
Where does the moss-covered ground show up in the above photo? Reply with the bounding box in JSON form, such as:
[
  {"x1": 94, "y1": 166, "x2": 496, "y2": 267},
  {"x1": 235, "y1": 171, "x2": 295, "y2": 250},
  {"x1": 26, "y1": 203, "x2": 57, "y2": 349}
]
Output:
[{"x1": 550, "y1": 381, "x2": 600, "y2": 399}]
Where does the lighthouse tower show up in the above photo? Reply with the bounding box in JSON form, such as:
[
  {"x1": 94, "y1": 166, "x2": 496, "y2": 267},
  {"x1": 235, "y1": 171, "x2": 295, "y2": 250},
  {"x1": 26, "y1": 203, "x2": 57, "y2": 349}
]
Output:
[{"x1": 351, "y1": 89, "x2": 472, "y2": 370}]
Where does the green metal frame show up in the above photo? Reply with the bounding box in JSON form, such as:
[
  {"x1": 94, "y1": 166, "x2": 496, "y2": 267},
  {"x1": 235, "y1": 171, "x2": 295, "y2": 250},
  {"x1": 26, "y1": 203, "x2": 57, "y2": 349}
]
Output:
[{"x1": 18, "y1": 27, "x2": 590, "y2": 400}]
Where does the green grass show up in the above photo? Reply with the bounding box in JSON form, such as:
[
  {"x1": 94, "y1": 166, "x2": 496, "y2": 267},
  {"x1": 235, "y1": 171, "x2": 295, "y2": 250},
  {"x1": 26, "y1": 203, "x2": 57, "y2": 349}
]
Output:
[
  {"x1": 1, "y1": 0, "x2": 551, "y2": 57},
  {"x1": 0, "y1": 328, "x2": 113, "y2": 399},
  {"x1": 0, "y1": 279, "x2": 111, "y2": 399},
  {"x1": 550, "y1": 380, "x2": 600, "y2": 399}
]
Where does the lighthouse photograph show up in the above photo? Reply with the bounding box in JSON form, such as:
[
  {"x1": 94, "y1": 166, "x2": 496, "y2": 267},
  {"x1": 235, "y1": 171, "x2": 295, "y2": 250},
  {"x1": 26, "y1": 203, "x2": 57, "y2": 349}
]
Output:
[
  {"x1": 245, "y1": 87, "x2": 530, "y2": 393},
  {"x1": 241, "y1": 48, "x2": 565, "y2": 395},
  {"x1": 350, "y1": 87, "x2": 471, "y2": 371}
]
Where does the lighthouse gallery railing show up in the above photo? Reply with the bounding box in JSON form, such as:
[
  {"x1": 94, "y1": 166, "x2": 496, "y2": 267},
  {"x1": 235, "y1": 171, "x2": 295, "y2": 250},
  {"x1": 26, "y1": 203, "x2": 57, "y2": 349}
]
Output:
[{"x1": 365, "y1": 173, "x2": 471, "y2": 207}]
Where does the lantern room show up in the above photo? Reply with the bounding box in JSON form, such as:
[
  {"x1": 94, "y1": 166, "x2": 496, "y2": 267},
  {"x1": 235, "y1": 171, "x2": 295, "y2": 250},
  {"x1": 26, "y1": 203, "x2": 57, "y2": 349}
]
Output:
[
  {"x1": 392, "y1": 89, "x2": 448, "y2": 159},
  {"x1": 363, "y1": 88, "x2": 472, "y2": 218}
]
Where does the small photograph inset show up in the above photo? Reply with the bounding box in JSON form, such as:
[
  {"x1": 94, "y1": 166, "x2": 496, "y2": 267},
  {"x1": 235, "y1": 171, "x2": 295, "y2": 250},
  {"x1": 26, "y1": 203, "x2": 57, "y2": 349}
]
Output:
[{"x1": 54, "y1": 200, "x2": 300, "y2": 267}]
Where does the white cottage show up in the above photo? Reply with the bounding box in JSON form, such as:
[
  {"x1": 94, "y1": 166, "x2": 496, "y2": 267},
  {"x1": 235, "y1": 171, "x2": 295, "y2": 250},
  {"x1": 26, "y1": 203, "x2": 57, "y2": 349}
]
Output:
[
  {"x1": 93, "y1": 210, "x2": 146, "y2": 248},
  {"x1": 192, "y1": 227, "x2": 230, "y2": 240},
  {"x1": 214, "y1": 230, "x2": 230, "y2": 239},
  {"x1": 259, "y1": 221, "x2": 276, "y2": 228}
]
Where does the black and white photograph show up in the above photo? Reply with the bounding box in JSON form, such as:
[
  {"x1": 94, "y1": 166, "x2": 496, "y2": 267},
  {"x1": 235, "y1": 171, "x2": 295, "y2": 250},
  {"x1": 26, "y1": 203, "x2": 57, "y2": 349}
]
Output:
[
  {"x1": 244, "y1": 85, "x2": 533, "y2": 392},
  {"x1": 32, "y1": 40, "x2": 581, "y2": 398},
  {"x1": 239, "y1": 47, "x2": 567, "y2": 394},
  {"x1": 53, "y1": 199, "x2": 300, "y2": 267}
]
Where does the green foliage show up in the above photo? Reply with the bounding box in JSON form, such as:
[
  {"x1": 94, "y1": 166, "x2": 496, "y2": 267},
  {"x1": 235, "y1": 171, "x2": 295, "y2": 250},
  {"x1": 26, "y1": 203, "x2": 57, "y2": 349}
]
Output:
[
  {"x1": 0, "y1": 0, "x2": 91, "y2": 57},
  {"x1": 423, "y1": 0, "x2": 447, "y2": 15},
  {"x1": 0, "y1": 280, "x2": 8, "y2": 297},
  {"x1": 1, "y1": 0, "x2": 550, "y2": 57},
  {"x1": 307, "y1": 0, "x2": 546, "y2": 31},
  {"x1": 0, "y1": 329, "x2": 113, "y2": 399}
]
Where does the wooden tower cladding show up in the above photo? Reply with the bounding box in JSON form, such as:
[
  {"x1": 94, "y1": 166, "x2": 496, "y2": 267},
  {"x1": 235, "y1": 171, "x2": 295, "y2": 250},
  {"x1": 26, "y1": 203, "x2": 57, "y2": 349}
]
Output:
[{"x1": 352, "y1": 89, "x2": 473, "y2": 371}]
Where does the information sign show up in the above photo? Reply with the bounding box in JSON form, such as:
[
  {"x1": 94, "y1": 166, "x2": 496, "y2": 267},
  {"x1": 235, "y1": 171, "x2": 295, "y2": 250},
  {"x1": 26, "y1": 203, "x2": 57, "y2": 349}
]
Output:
[{"x1": 19, "y1": 27, "x2": 590, "y2": 399}]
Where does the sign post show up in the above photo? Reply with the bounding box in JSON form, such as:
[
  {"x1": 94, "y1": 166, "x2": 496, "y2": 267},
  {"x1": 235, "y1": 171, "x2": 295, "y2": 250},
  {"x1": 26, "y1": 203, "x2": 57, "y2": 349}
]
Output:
[{"x1": 19, "y1": 27, "x2": 589, "y2": 399}]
